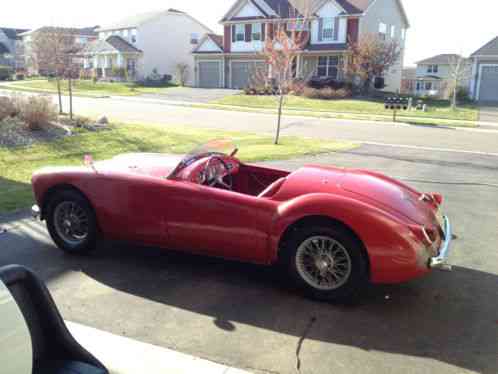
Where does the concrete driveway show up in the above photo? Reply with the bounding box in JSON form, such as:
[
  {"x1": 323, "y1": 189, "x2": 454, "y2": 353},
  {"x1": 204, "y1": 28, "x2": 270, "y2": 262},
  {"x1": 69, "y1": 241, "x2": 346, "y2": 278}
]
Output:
[
  {"x1": 479, "y1": 106, "x2": 498, "y2": 123},
  {"x1": 139, "y1": 87, "x2": 240, "y2": 103},
  {"x1": 1, "y1": 144, "x2": 497, "y2": 374}
]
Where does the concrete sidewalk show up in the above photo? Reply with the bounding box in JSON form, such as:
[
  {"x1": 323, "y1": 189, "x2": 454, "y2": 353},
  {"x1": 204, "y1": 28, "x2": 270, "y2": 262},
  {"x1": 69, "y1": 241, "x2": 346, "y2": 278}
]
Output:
[{"x1": 68, "y1": 322, "x2": 251, "y2": 374}]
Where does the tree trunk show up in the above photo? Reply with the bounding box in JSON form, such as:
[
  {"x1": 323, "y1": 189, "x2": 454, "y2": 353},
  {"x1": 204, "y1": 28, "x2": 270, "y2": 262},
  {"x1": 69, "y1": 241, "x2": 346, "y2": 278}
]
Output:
[
  {"x1": 56, "y1": 77, "x2": 63, "y2": 114},
  {"x1": 275, "y1": 93, "x2": 284, "y2": 145},
  {"x1": 451, "y1": 81, "x2": 457, "y2": 110},
  {"x1": 68, "y1": 78, "x2": 73, "y2": 120}
]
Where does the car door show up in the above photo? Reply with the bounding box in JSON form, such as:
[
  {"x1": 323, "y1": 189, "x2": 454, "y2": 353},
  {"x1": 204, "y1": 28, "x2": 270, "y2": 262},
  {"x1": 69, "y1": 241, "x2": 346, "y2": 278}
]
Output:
[
  {"x1": 93, "y1": 173, "x2": 168, "y2": 246},
  {"x1": 165, "y1": 181, "x2": 276, "y2": 263}
]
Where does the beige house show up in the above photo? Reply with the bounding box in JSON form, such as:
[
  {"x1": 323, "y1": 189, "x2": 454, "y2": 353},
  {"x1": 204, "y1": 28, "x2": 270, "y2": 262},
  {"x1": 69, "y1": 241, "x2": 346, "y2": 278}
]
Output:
[
  {"x1": 403, "y1": 54, "x2": 471, "y2": 99},
  {"x1": 18, "y1": 27, "x2": 98, "y2": 75},
  {"x1": 193, "y1": 0, "x2": 409, "y2": 91},
  {"x1": 82, "y1": 9, "x2": 213, "y2": 84}
]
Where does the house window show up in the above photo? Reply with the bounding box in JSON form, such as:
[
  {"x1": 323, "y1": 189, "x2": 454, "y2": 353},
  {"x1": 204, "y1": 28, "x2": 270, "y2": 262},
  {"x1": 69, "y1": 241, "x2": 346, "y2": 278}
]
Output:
[
  {"x1": 131, "y1": 29, "x2": 137, "y2": 43},
  {"x1": 416, "y1": 82, "x2": 421, "y2": 91},
  {"x1": 379, "y1": 22, "x2": 387, "y2": 40},
  {"x1": 390, "y1": 25, "x2": 396, "y2": 39},
  {"x1": 190, "y1": 33, "x2": 200, "y2": 44},
  {"x1": 288, "y1": 19, "x2": 307, "y2": 31},
  {"x1": 317, "y1": 56, "x2": 340, "y2": 78},
  {"x1": 321, "y1": 18, "x2": 334, "y2": 41},
  {"x1": 252, "y1": 23, "x2": 262, "y2": 41},
  {"x1": 235, "y1": 24, "x2": 245, "y2": 42},
  {"x1": 127, "y1": 59, "x2": 136, "y2": 73},
  {"x1": 427, "y1": 64, "x2": 438, "y2": 73},
  {"x1": 425, "y1": 82, "x2": 433, "y2": 90}
]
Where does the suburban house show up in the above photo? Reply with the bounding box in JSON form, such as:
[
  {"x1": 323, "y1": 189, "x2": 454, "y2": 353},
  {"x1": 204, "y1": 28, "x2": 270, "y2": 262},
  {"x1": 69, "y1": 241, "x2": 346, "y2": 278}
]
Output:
[
  {"x1": 0, "y1": 28, "x2": 30, "y2": 70},
  {"x1": 192, "y1": 0, "x2": 409, "y2": 90},
  {"x1": 469, "y1": 36, "x2": 498, "y2": 103},
  {"x1": 19, "y1": 27, "x2": 98, "y2": 75},
  {"x1": 81, "y1": 9, "x2": 213, "y2": 84},
  {"x1": 403, "y1": 54, "x2": 471, "y2": 99}
]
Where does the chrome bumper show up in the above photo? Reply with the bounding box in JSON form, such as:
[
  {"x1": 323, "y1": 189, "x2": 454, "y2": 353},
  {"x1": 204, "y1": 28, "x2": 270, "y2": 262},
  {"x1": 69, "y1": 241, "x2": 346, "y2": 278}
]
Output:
[
  {"x1": 429, "y1": 216, "x2": 453, "y2": 271},
  {"x1": 32, "y1": 205, "x2": 41, "y2": 220}
]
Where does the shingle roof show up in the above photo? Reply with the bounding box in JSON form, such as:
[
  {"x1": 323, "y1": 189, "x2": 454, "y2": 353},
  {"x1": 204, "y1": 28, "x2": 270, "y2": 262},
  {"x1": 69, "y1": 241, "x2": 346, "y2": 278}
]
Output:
[
  {"x1": 81, "y1": 35, "x2": 142, "y2": 54},
  {"x1": 305, "y1": 43, "x2": 348, "y2": 51},
  {"x1": 207, "y1": 34, "x2": 224, "y2": 50},
  {"x1": 19, "y1": 26, "x2": 97, "y2": 37},
  {"x1": 417, "y1": 54, "x2": 464, "y2": 65},
  {"x1": 0, "y1": 27, "x2": 30, "y2": 40},
  {"x1": 471, "y1": 36, "x2": 498, "y2": 57},
  {"x1": 0, "y1": 43, "x2": 10, "y2": 54},
  {"x1": 222, "y1": 0, "x2": 408, "y2": 26}
]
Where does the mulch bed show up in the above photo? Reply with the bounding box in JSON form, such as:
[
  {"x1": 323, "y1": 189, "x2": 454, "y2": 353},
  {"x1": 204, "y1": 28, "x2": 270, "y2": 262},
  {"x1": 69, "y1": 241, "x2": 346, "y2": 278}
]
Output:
[{"x1": 0, "y1": 117, "x2": 70, "y2": 148}]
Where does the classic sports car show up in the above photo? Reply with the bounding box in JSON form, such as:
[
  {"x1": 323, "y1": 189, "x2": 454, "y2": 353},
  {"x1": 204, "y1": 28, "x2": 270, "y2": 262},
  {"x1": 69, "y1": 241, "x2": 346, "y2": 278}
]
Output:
[{"x1": 31, "y1": 140, "x2": 452, "y2": 301}]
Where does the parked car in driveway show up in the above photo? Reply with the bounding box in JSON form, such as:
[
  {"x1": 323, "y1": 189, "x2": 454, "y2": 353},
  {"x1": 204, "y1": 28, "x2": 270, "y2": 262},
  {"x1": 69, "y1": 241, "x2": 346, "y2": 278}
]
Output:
[{"x1": 31, "y1": 140, "x2": 453, "y2": 302}]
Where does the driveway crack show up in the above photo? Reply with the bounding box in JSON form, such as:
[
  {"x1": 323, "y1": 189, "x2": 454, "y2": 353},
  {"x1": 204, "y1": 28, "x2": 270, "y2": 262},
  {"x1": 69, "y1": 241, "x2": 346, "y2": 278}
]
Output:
[{"x1": 295, "y1": 316, "x2": 316, "y2": 373}]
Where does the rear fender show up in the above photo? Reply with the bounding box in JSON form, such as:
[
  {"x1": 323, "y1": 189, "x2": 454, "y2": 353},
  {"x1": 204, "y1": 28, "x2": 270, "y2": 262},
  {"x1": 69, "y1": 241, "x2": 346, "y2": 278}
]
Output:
[{"x1": 270, "y1": 193, "x2": 429, "y2": 283}]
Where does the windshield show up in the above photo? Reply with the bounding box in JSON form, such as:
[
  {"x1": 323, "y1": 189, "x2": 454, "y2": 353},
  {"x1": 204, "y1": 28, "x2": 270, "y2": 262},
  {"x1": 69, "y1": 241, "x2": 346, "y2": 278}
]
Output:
[{"x1": 169, "y1": 139, "x2": 237, "y2": 178}]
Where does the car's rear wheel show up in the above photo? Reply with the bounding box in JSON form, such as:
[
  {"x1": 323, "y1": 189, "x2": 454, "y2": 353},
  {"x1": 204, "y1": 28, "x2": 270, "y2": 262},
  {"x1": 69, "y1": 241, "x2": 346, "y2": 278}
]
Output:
[
  {"x1": 46, "y1": 190, "x2": 98, "y2": 255},
  {"x1": 282, "y1": 224, "x2": 368, "y2": 302}
]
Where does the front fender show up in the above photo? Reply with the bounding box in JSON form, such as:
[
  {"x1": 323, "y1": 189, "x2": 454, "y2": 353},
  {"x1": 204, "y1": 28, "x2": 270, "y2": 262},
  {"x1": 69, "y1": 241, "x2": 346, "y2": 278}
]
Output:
[{"x1": 270, "y1": 193, "x2": 431, "y2": 283}]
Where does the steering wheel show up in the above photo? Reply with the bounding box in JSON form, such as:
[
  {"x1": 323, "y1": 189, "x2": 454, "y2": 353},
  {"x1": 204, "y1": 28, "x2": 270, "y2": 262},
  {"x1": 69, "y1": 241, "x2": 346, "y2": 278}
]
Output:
[{"x1": 203, "y1": 156, "x2": 233, "y2": 190}]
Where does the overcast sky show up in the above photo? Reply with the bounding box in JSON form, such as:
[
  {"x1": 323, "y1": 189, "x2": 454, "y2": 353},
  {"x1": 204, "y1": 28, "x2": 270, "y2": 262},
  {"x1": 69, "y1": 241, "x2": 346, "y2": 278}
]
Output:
[{"x1": 2, "y1": 0, "x2": 497, "y2": 66}]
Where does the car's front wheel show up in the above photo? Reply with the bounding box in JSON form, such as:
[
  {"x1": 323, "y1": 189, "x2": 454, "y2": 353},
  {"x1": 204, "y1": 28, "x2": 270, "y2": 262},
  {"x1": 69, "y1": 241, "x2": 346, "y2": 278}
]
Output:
[
  {"x1": 46, "y1": 190, "x2": 98, "y2": 255},
  {"x1": 282, "y1": 224, "x2": 369, "y2": 302}
]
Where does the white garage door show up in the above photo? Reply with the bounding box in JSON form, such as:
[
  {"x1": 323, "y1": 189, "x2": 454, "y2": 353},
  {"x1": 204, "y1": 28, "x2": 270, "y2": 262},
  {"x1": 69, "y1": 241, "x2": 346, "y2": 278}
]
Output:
[
  {"x1": 479, "y1": 65, "x2": 498, "y2": 102},
  {"x1": 198, "y1": 62, "x2": 221, "y2": 89},
  {"x1": 231, "y1": 62, "x2": 266, "y2": 89}
]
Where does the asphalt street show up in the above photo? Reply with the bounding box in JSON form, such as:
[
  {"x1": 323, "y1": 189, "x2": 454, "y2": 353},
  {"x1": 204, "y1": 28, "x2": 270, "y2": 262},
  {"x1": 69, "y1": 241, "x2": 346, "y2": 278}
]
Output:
[
  {"x1": 2, "y1": 91, "x2": 496, "y2": 154},
  {"x1": 1, "y1": 144, "x2": 497, "y2": 374}
]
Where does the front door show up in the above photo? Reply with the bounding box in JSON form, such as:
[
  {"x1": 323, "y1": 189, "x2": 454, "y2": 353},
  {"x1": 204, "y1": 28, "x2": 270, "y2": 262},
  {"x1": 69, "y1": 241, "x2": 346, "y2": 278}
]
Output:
[{"x1": 165, "y1": 181, "x2": 275, "y2": 263}]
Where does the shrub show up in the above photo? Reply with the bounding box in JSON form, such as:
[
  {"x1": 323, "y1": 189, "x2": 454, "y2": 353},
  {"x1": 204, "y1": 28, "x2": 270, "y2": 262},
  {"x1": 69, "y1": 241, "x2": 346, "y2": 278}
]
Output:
[
  {"x1": 0, "y1": 65, "x2": 13, "y2": 81},
  {"x1": 303, "y1": 87, "x2": 352, "y2": 100},
  {"x1": 289, "y1": 79, "x2": 306, "y2": 96},
  {"x1": 456, "y1": 87, "x2": 471, "y2": 103},
  {"x1": 19, "y1": 95, "x2": 58, "y2": 131},
  {"x1": 0, "y1": 97, "x2": 16, "y2": 121},
  {"x1": 303, "y1": 87, "x2": 320, "y2": 99}
]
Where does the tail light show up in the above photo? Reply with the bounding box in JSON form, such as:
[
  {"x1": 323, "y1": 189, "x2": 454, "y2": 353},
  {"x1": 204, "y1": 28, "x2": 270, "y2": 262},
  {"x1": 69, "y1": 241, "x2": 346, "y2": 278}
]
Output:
[
  {"x1": 412, "y1": 226, "x2": 437, "y2": 247},
  {"x1": 432, "y1": 193, "x2": 443, "y2": 206}
]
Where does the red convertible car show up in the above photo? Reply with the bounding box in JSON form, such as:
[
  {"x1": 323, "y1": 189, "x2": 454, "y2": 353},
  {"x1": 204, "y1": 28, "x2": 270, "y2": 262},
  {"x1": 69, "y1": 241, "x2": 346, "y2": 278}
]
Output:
[{"x1": 31, "y1": 140, "x2": 452, "y2": 301}]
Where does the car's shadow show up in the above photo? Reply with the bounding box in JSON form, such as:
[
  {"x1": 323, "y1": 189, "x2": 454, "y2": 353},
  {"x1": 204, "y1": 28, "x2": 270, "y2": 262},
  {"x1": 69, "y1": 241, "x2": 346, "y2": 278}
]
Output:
[{"x1": 1, "y1": 230, "x2": 497, "y2": 374}]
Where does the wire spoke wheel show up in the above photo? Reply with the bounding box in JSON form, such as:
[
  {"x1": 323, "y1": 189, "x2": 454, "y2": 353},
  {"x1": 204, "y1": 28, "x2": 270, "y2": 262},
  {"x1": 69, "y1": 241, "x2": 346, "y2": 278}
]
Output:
[
  {"x1": 54, "y1": 201, "x2": 89, "y2": 245},
  {"x1": 295, "y1": 236, "x2": 352, "y2": 291}
]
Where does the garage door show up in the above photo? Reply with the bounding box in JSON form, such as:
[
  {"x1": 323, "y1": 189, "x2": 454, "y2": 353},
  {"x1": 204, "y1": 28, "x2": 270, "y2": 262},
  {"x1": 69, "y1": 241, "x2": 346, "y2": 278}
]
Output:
[
  {"x1": 231, "y1": 62, "x2": 266, "y2": 89},
  {"x1": 198, "y1": 62, "x2": 221, "y2": 88},
  {"x1": 479, "y1": 66, "x2": 498, "y2": 102}
]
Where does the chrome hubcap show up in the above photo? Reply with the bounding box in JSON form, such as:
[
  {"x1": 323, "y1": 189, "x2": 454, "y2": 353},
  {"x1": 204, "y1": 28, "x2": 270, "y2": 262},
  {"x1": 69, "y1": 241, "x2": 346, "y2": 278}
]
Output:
[
  {"x1": 54, "y1": 201, "x2": 89, "y2": 245},
  {"x1": 295, "y1": 236, "x2": 352, "y2": 291}
]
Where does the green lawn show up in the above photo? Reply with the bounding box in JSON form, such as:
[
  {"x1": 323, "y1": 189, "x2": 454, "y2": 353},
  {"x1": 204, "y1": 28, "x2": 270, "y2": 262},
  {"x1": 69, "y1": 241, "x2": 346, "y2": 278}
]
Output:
[
  {"x1": 213, "y1": 95, "x2": 479, "y2": 122},
  {"x1": 0, "y1": 123, "x2": 355, "y2": 213},
  {"x1": 1, "y1": 80, "x2": 176, "y2": 97}
]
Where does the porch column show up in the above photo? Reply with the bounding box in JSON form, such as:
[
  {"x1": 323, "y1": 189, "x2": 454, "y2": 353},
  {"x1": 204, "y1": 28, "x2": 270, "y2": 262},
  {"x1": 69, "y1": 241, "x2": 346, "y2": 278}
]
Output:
[
  {"x1": 103, "y1": 55, "x2": 108, "y2": 78},
  {"x1": 296, "y1": 54, "x2": 302, "y2": 78}
]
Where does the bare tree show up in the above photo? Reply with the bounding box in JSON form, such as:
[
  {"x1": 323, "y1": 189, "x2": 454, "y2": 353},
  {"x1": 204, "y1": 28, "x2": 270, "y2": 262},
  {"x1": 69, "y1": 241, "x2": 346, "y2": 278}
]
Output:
[
  {"x1": 30, "y1": 27, "x2": 76, "y2": 114},
  {"x1": 346, "y1": 33, "x2": 401, "y2": 94},
  {"x1": 254, "y1": 1, "x2": 312, "y2": 145},
  {"x1": 176, "y1": 63, "x2": 190, "y2": 86},
  {"x1": 447, "y1": 55, "x2": 472, "y2": 109}
]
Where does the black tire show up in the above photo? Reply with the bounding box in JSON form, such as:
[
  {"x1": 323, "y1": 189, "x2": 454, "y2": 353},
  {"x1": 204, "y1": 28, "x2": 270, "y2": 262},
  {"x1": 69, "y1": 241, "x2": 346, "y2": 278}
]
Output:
[
  {"x1": 281, "y1": 224, "x2": 369, "y2": 302},
  {"x1": 46, "y1": 190, "x2": 98, "y2": 255}
]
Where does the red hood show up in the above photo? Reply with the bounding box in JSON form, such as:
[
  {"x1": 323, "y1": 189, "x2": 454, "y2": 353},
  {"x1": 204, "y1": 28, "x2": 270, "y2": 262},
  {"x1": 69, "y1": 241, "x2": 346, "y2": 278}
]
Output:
[
  {"x1": 278, "y1": 165, "x2": 434, "y2": 225},
  {"x1": 95, "y1": 153, "x2": 184, "y2": 178}
]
